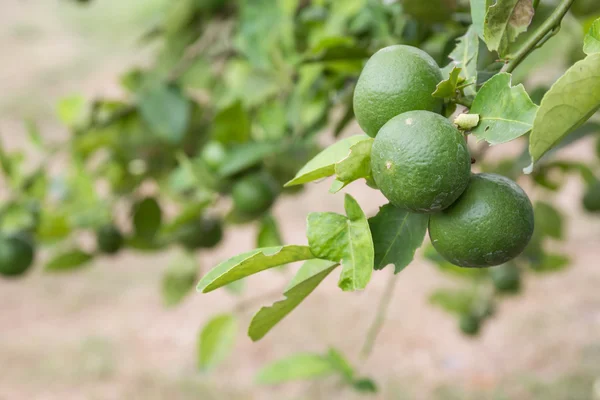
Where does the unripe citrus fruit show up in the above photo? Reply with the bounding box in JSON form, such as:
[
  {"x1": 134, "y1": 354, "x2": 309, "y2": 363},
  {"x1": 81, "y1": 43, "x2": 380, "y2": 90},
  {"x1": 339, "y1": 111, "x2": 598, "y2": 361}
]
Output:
[
  {"x1": 232, "y1": 173, "x2": 277, "y2": 217},
  {"x1": 490, "y1": 263, "x2": 521, "y2": 294},
  {"x1": 353, "y1": 45, "x2": 442, "y2": 137},
  {"x1": 582, "y1": 181, "x2": 600, "y2": 212},
  {"x1": 0, "y1": 234, "x2": 35, "y2": 277},
  {"x1": 177, "y1": 217, "x2": 224, "y2": 250},
  {"x1": 201, "y1": 141, "x2": 227, "y2": 170},
  {"x1": 429, "y1": 173, "x2": 534, "y2": 268},
  {"x1": 371, "y1": 110, "x2": 471, "y2": 213},
  {"x1": 96, "y1": 225, "x2": 125, "y2": 255},
  {"x1": 459, "y1": 313, "x2": 480, "y2": 336}
]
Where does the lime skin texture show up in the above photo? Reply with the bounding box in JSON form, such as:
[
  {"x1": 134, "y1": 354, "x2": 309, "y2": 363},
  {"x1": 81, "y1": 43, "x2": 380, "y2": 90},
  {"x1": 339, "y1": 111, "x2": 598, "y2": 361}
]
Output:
[
  {"x1": 429, "y1": 173, "x2": 535, "y2": 268},
  {"x1": 370, "y1": 110, "x2": 471, "y2": 213},
  {"x1": 353, "y1": 45, "x2": 443, "y2": 138}
]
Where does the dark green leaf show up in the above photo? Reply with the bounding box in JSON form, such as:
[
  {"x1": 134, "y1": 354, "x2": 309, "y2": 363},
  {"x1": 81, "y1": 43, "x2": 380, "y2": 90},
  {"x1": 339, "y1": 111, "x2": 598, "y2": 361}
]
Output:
[
  {"x1": 471, "y1": 73, "x2": 538, "y2": 145},
  {"x1": 256, "y1": 353, "x2": 336, "y2": 384},
  {"x1": 197, "y1": 246, "x2": 315, "y2": 293},
  {"x1": 248, "y1": 260, "x2": 337, "y2": 341},
  {"x1": 138, "y1": 84, "x2": 190, "y2": 143},
  {"x1": 353, "y1": 378, "x2": 378, "y2": 393},
  {"x1": 368, "y1": 204, "x2": 428, "y2": 273},
  {"x1": 211, "y1": 100, "x2": 251, "y2": 145},
  {"x1": 530, "y1": 252, "x2": 570, "y2": 273},
  {"x1": 197, "y1": 314, "x2": 237, "y2": 371},
  {"x1": 45, "y1": 249, "x2": 94, "y2": 272},
  {"x1": 307, "y1": 194, "x2": 374, "y2": 291},
  {"x1": 132, "y1": 197, "x2": 162, "y2": 241}
]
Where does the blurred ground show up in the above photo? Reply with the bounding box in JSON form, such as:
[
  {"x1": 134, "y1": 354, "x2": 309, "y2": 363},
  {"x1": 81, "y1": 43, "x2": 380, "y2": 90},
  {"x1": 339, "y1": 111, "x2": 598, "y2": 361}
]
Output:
[{"x1": 1, "y1": 1, "x2": 600, "y2": 399}]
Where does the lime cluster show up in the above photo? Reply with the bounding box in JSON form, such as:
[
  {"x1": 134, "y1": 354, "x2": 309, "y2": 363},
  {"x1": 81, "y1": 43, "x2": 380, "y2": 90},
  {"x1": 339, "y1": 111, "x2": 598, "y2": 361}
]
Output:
[{"x1": 355, "y1": 45, "x2": 534, "y2": 268}]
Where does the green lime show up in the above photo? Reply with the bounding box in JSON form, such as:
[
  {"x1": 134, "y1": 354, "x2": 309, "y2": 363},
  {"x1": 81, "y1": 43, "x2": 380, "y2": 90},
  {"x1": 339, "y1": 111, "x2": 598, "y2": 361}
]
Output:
[
  {"x1": 96, "y1": 225, "x2": 125, "y2": 255},
  {"x1": 371, "y1": 110, "x2": 471, "y2": 213},
  {"x1": 429, "y1": 173, "x2": 534, "y2": 268},
  {"x1": 583, "y1": 181, "x2": 600, "y2": 212},
  {"x1": 490, "y1": 263, "x2": 521, "y2": 294},
  {"x1": 459, "y1": 313, "x2": 481, "y2": 336},
  {"x1": 353, "y1": 45, "x2": 443, "y2": 137},
  {"x1": 0, "y1": 234, "x2": 35, "y2": 277},
  {"x1": 201, "y1": 141, "x2": 227, "y2": 170},
  {"x1": 401, "y1": 0, "x2": 457, "y2": 23},
  {"x1": 176, "y1": 216, "x2": 224, "y2": 250},
  {"x1": 232, "y1": 174, "x2": 277, "y2": 217}
]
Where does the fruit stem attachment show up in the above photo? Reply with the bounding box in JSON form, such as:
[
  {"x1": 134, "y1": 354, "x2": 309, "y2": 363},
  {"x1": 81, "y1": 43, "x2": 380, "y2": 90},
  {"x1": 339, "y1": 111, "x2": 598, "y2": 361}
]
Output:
[
  {"x1": 502, "y1": 0, "x2": 575, "y2": 74},
  {"x1": 359, "y1": 273, "x2": 399, "y2": 361}
]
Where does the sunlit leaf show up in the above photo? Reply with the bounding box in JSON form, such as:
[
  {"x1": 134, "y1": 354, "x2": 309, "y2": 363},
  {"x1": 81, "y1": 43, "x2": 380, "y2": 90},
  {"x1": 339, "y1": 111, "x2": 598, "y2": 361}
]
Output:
[{"x1": 45, "y1": 249, "x2": 94, "y2": 272}]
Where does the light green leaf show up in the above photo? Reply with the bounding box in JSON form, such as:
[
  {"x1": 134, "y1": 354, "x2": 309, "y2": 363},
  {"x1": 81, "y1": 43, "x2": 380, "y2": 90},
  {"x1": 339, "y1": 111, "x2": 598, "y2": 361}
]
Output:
[
  {"x1": 25, "y1": 120, "x2": 43, "y2": 149},
  {"x1": 307, "y1": 194, "x2": 374, "y2": 291},
  {"x1": 442, "y1": 26, "x2": 479, "y2": 97},
  {"x1": 433, "y1": 67, "x2": 463, "y2": 99},
  {"x1": 211, "y1": 100, "x2": 251, "y2": 145},
  {"x1": 528, "y1": 54, "x2": 600, "y2": 170},
  {"x1": 218, "y1": 142, "x2": 279, "y2": 177},
  {"x1": 534, "y1": 201, "x2": 563, "y2": 240},
  {"x1": 334, "y1": 138, "x2": 373, "y2": 184},
  {"x1": 368, "y1": 204, "x2": 428, "y2": 273},
  {"x1": 329, "y1": 179, "x2": 346, "y2": 194},
  {"x1": 162, "y1": 251, "x2": 198, "y2": 307},
  {"x1": 256, "y1": 214, "x2": 283, "y2": 248},
  {"x1": 256, "y1": 353, "x2": 337, "y2": 384},
  {"x1": 132, "y1": 197, "x2": 162, "y2": 241},
  {"x1": 197, "y1": 246, "x2": 315, "y2": 293},
  {"x1": 484, "y1": 0, "x2": 535, "y2": 56},
  {"x1": 471, "y1": 73, "x2": 538, "y2": 145},
  {"x1": 429, "y1": 288, "x2": 476, "y2": 315},
  {"x1": 470, "y1": 0, "x2": 492, "y2": 38},
  {"x1": 285, "y1": 135, "x2": 370, "y2": 187},
  {"x1": 583, "y1": 18, "x2": 600, "y2": 55},
  {"x1": 45, "y1": 249, "x2": 94, "y2": 272},
  {"x1": 197, "y1": 314, "x2": 237, "y2": 371},
  {"x1": 138, "y1": 84, "x2": 190, "y2": 143},
  {"x1": 248, "y1": 260, "x2": 337, "y2": 341},
  {"x1": 57, "y1": 95, "x2": 87, "y2": 128}
]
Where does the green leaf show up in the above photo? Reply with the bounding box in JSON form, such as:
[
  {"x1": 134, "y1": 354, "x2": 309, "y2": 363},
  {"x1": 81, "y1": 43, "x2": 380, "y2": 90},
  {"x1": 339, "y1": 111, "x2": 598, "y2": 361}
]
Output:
[
  {"x1": 25, "y1": 120, "x2": 43, "y2": 149},
  {"x1": 211, "y1": 100, "x2": 251, "y2": 145},
  {"x1": 530, "y1": 252, "x2": 570, "y2": 273},
  {"x1": 326, "y1": 348, "x2": 355, "y2": 382},
  {"x1": 528, "y1": 54, "x2": 600, "y2": 170},
  {"x1": 368, "y1": 204, "x2": 429, "y2": 273},
  {"x1": 45, "y1": 249, "x2": 94, "y2": 272},
  {"x1": 429, "y1": 288, "x2": 476, "y2": 315},
  {"x1": 444, "y1": 26, "x2": 479, "y2": 98},
  {"x1": 162, "y1": 251, "x2": 198, "y2": 307},
  {"x1": 218, "y1": 142, "x2": 279, "y2": 177},
  {"x1": 307, "y1": 194, "x2": 374, "y2": 291},
  {"x1": 471, "y1": 0, "x2": 493, "y2": 39},
  {"x1": 256, "y1": 214, "x2": 283, "y2": 248},
  {"x1": 333, "y1": 138, "x2": 374, "y2": 185},
  {"x1": 285, "y1": 135, "x2": 370, "y2": 187},
  {"x1": 197, "y1": 246, "x2": 315, "y2": 293},
  {"x1": 483, "y1": 0, "x2": 535, "y2": 56},
  {"x1": 57, "y1": 95, "x2": 87, "y2": 128},
  {"x1": 353, "y1": 378, "x2": 378, "y2": 393},
  {"x1": 256, "y1": 353, "x2": 337, "y2": 384},
  {"x1": 534, "y1": 201, "x2": 563, "y2": 240},
  {"x1": 433, "y1": 67, "x2": 463, "y2": 99},
  {"x1": 470, "y1": 73, "x2": 538, "y2": 145},
  {"x1": 584, "y1": 18, "x2": 600, "y2": 55},
  {"x1": 132, "y1": 197, "x2": 162, "y2": 241},
  {"x1": 197, "y1": 314, "x2": 237, "y2": 371},
  {"x1": 248, "y1": 260, "x2": 337, "y2": 341},
  {"x1": 138, "y1": 84, "x2": 190, "y2": 143}
]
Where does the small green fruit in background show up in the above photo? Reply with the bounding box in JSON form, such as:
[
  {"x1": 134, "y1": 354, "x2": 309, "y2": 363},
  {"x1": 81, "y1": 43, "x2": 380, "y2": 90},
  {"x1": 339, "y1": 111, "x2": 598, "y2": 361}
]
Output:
[
  {"x1": 96, "y1": 225, "x2": 125, "y2": 255},
  {"x1": 232, "y1": 173, "x2": 277, "y2": 217},
  {"x1": 0, "y1": 234, "x2": 35, "y2": 277},
  {"x1": 201, "y1": 141, "x2": 227, "y2": 170},
  {"x1": 353, "y1": 45, "x2": 443, "y2": 137},
  {"x1": 459, "y1": 313, "x2": 481, "y2": 336},
  {"x1": 371, "y1": 110, "x2": 471, "y2": 213},
  {"x1": 490, "y1": 263, "x2": 521, "y2": 294},
  {"x1": 582, "y1": 181, "x2": 600, "y2": 212},
  {"x1": 429, "y1": 173, "x2": 534, "y2": 268},
  {"x1": 176, "y1": 217, "x2": 224, "y2": 250}
]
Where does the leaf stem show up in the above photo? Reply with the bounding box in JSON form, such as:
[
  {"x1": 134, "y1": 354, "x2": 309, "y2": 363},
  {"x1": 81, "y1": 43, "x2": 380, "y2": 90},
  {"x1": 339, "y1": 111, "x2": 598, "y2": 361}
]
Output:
[
  {"x1": 502, "y1": 0, "x2": 575, "y2": 74},
  {"x1": 359, "y1": 273, "x2": 399, "y2": 361}
]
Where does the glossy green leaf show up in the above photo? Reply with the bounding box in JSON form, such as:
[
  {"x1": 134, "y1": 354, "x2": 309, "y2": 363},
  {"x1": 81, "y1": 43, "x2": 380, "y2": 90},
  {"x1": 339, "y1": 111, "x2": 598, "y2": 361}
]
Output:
[
  {"x1": 353, "y1": 378, "x2": 378, "y2": 393},
  {"x1": 45, "y1": 249, "x2": 94, "y2": 272},
  {"x1": 433, "y1": 67, "x2": 463, "y2": 99},
  {"x1": 162, "y1": 251, "x2": 198, "y2": 307},
  {"x1": 197, "y1": 246, "x2": 315, "y2": 293},
  {"x1": 25, "y1": 120, "x2": 43, "y2": 149},
  {"x1": 528, "y1": 54, "x2": 600, "y2": 170},
  {"x1": 138, "y1": 84, "x2": 190, "y2": 143},
  {"x1": 471, "y1": 0, "x2": 492, "y2": 38},
  {"x1": 471, "y1": 73, "x2": 538, "y2": 145},
  {"x1": 333, "y1": 137, "x2": 373, "y2": 185},
  {"x1": 285, "y1": 135, "x2": 370, "y2": 187},
  {"x1": 256, "y1": 214, "x2": 283, "y2": 248},
  {"x1": 132, "y1": 197, "x2": 162, "y2": 241},
  {"x1": 307, "y1": 194, "x2": 374, "y2": 291},
  {"x1": 256, "y1": 353, "x2": 337, "y2": 384},
  {"x1": 197, "y1": 314, "x2": 237, "y2": 371},
  {"x1": 483, "y1": 0, "x2": 535, "y2": 56},
  {"x1": 368, "y1": 204, "x2": 428, "y2": 273},
  {"x1": 211, "y1": 100, "x2": 251, "y2": 144},
  {"x1": 248, "y1": 260, "x2": 337, "y2": 341},
  {"x1": 583, "y1": 18, "x2": 600, "y2": 55}
]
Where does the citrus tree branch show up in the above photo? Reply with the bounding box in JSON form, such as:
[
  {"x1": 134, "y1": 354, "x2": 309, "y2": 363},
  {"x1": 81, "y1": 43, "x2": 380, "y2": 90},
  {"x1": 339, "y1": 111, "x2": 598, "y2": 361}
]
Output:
[
  {"x1": 502, "y1": 0, "x2": 575, "y2": 73},
  {"x1": 359, "y1": 273, "x2": 399, "y2": 361}
]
